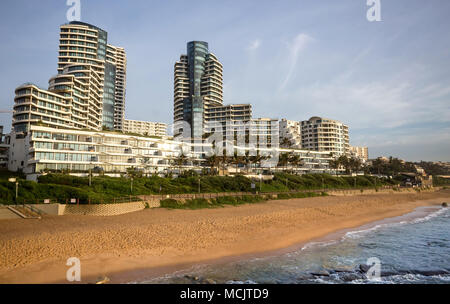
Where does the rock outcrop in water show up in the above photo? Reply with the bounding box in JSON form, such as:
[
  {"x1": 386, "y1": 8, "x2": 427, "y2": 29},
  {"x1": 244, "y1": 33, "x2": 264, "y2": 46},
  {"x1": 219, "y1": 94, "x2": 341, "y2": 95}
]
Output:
[{"x1": 442, "y1": 202, "x2": 448, "y2": 207}]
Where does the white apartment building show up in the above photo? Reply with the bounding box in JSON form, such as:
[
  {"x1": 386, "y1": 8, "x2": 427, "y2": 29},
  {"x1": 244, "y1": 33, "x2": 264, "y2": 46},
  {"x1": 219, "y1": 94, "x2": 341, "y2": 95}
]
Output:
[
  {"x1": 123, "y1": 119, "x2": 167, "y2": 137},
  {"x1": 7, "y1": 125, "x2": 199, "y2": 178},
  {"x1": 301, "y1": 117, "x2": 350, "y2": 156},
  {"x1": 7, "y1": 125, "x2": 336, "y2": 178},
  {"x1": 0, "y1": 126, "x2": 10, "y2": 168},
  {"x1": 350, "y1": 146, "x2": 369, "y2": 161},
  {"x1": 12, "y1": 22, "x2": 126, "y2": 134},
  {"x1": 279, "y1": 119, "x2": 302, "y2": 148}
]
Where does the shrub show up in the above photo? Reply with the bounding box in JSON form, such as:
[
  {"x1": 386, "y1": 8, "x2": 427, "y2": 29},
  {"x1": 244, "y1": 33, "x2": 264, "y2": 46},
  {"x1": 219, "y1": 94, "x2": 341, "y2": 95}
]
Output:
[{"x1": 160, "y1": 199, "x2": 181, "y2": 209}]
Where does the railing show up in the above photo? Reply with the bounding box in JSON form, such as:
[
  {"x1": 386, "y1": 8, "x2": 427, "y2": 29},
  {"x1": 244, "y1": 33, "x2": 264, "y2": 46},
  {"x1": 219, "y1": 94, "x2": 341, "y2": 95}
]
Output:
[{"x1": 7, "y1": 185, "x2": 428, "y2": 206}]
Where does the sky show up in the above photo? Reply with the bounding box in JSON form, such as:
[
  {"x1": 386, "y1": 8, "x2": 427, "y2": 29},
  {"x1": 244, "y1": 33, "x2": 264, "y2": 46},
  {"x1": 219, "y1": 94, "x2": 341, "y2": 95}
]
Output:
[{"x1": 0, "y1": 0, "x2": 449, "y2": 162}]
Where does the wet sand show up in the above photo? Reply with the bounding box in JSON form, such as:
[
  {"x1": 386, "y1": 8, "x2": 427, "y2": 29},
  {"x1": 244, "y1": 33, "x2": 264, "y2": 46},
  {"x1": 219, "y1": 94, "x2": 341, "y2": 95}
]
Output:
[{"x1": 0, "y1": 189, "x2": 449, "y2": 284}]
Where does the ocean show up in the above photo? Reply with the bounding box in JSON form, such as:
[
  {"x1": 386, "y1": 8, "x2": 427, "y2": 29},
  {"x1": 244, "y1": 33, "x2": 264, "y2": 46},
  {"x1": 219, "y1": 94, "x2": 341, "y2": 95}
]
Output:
[{"x1": 143, "y1": 206, "x2": 450, "y2": 284}]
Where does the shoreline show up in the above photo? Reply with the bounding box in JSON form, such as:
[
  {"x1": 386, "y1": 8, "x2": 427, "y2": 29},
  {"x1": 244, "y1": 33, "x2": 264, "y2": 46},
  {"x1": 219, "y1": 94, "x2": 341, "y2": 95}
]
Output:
[
  {"x1": 0, "y1": 190, "x2": 449, "y2": 284},
  {"x1": 114, "y1": 203, "x2": 448, "y2": 284}
]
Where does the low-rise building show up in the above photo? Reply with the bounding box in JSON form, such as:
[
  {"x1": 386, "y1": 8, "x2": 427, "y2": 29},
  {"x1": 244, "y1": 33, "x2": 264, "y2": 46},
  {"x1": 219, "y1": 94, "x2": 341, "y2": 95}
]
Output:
[
  {"x1": 7, "y1": 125, "x2": 336, "y2": 178},
  {"x1": 123, "y1": 119, "x2": 167, "y2": 137}
]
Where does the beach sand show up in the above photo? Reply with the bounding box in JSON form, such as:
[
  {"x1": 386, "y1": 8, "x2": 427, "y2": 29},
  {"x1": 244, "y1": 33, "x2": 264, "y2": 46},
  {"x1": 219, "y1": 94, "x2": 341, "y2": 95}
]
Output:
[{"x1": 0, "y1": 189, "x2": 449, "y2": 284}]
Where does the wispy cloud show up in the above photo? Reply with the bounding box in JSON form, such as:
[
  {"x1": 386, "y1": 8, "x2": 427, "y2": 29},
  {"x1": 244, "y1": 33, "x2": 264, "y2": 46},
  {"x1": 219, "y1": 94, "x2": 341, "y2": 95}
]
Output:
[
  {"x1": 247, "y1": 39, "x2": 261, "y2": 51},
  {"x1": 279, "y1": 33, "x2": 314, "y2": 90}
]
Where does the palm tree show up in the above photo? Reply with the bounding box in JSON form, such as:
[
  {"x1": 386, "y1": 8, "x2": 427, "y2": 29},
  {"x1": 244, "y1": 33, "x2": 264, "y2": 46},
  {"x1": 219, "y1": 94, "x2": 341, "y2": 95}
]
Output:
[
  {"x1": 250, "y1": 154, "x2": 263, "y2": 174},
  {"x1": 329, "y1": 158, "x2": 340, "y2": 175},
  {"x1": 278, "y1": 153, "x2": 290, "y2": 173},
  {"x1": 243, "y1": 152, "x2": 252, "y2": 174},
  {"x1": 280, "y1": 138, "x2": 292, "y2": 148},
  {"x1": 338, "y1": 155, "x2": 351, "y2": 175},
  {"x1": 174, "y1": 153, "x2": 188, "y2": 175},
  {"x1": 230, "y1": 152, "x2": 243, "y2": 174},
  {"x1": 289, "y1": 154, "x2": 302, "y2": 174},
  {"x1": 205, "y1": 154, "x2": 219, "y2": 175},
  {"x1": 217, "y1": 153, "x2": 230, "y2": 176}
]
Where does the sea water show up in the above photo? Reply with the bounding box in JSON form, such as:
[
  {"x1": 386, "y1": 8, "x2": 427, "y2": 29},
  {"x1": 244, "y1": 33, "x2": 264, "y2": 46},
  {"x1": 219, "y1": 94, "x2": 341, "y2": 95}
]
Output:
[{"x1": 142, "y1": 206, "x2": 450, "y2": 284}]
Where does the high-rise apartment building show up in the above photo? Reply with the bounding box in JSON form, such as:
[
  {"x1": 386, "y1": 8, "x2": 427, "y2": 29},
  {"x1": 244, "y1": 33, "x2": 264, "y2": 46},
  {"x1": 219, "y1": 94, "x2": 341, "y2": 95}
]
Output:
[
  {"x1": 301, "y1": 117, "x2": 349, "y2": 156},
  {"x1": 107, "y1": 45, "x2": 127, "y2": 131},
  {"x1": 12, "y1": 22, "x2": 126, "y2": 133},
  {"x1": 174, "y1": 41, "x2": 251, "y2": 139}
]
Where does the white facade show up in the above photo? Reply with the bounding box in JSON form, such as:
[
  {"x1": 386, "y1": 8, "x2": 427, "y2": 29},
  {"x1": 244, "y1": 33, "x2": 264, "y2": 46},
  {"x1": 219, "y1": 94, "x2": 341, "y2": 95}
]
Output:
[
  {"x1": 350, "y1": 146, "x2": 369, "y2": 161},
  {"x1": 301, "y1": 117, "x2": 350, "y2": 156},
  {"x1": 12, "y1": 22, "x2": 126, "y2": 134},
  {"x1": 8, "y1": 125, "x2": 336, "y2": 177},
  {"x1": 0, "y1": 126, "x2": 10, "y2": 168},
  {"x1": 123, "y1": 119, "x2": 167, "y2": 137},
  {"x1": 279, "y1": 119, "x2": 302, "y2": 148}
]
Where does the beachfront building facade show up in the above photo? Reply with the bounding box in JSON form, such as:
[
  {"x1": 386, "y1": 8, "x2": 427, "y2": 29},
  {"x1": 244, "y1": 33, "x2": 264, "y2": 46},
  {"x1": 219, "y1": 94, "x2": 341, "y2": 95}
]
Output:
[
  {"x1": 173, "y1": 41, "x2": 251, "y2": 138},
  {"x1": 7, "y1": 125, "x2": 201, "y2": 178},
  {"x1": 12, "y1": 22, "x2": 127, "y2": 134},
  {"x1": 301, "y1": 117, "x2": 350, "y2": 156},
  {"x1": 7, "y1": 125, "x2": 335, "y2": 178},
  {"x1": 279, "y1": 119, "x2": 302, "y2": 148},
  {"x1": 350, "y1": 146, "x2": 369, "y2": 162},
  {"x1": 0, "y1": 126, "x2": 10, "y2": 169},
  {"x1": 106, "y1": 45, "x2": 127, "y2": 131},
  {"x1": 123, "y1": 119, "x2": 168, "y2": 137}
]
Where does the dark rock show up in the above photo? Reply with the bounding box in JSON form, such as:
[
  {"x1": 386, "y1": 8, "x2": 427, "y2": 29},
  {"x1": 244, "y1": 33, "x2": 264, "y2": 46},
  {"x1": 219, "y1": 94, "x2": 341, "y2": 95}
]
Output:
[
  {"x1": 203, "y1": 278, "x2": 217, "y2": 284},
  {"x1": 311, "y1": 270, "x2": 330, "y2": 277},
  {"x1": 296, "y1": 273, "x2": 316, "y2": 281},
  {"x1": 442, "y1": 202, "x2": 448, "y2": 207},
  {"x1": 359, "y1": 264, "x2": 371, "y2": 273},
  {"x1": 410, "y1": 269, "x2": 449, "y2": 276},
  {"x1": 340, "y1": 273, "x2": 363, "y2": 282}
]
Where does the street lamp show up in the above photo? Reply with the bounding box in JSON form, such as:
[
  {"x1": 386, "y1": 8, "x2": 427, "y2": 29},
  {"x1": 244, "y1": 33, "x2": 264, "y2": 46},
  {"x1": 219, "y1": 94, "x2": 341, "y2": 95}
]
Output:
[{"x1": 8, "y1": 178, "x2": 18, "y2": 203}]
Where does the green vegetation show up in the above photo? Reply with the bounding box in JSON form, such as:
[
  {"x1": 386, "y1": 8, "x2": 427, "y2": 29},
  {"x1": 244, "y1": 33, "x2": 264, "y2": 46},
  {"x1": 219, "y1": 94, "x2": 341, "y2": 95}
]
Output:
[
  {"x1": 433, "y1": 176, "x2": 450, "y2": 187},
  {"x1": 0, "y1": 172, "x2": 395, "y2": 205},
  {"x1": 368, "y1": 157, "x2": 417, "y2": 176}
]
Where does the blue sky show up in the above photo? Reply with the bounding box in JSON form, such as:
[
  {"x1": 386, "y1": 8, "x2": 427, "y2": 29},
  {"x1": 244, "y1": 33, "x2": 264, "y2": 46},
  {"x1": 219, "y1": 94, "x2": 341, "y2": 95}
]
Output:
[{"x1": 0, "y1": 0, "x2": 449, "y2": 161}]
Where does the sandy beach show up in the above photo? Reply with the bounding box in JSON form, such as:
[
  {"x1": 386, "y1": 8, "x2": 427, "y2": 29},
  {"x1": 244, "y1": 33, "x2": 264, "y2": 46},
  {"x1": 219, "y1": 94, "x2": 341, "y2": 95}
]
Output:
[{"x1": 0, "y1": 189, "x2": 449, "y2": 284}]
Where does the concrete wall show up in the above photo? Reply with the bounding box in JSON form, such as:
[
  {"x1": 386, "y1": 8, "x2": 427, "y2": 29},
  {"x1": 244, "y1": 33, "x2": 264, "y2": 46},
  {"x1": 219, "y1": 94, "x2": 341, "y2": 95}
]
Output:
[
  {"x1": 31, "y1": 200, "x2": 160, "y2": 217},
  {"x1": 32, "y1": 204, "x2": 66, "y2": 215},
  {"x1": 327, "y1": 187, "x2": 435, "y2": 196}
]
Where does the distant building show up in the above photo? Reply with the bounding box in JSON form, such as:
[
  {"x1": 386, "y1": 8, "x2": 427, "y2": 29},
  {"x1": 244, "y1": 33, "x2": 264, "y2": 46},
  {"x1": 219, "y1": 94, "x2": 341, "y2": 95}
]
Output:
[
  {"x1": 173, "y1": 41, "x2": 251, "y2": 138},
  {"x1": 123, "y1": 119, "x2": 167, "y2": 137},
  {"x1": 0, "y1": 126, "x2": 10, "y2": 168},
  {"x1": 350, "y1": 146, "x2": 369, "y2": 161},
  {"x1": 279, "y1": 119, "x2": 302, "y2": 148},
  {"x1": 301, "y1": 117, "x2": 350, "y2": 156}
]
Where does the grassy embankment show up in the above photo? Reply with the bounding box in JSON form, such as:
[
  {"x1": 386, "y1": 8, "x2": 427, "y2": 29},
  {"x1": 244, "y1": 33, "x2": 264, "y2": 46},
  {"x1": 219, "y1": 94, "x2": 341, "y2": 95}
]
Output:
[{"x1": 0, "y1": 170, "x2": 395, "y2": 205}]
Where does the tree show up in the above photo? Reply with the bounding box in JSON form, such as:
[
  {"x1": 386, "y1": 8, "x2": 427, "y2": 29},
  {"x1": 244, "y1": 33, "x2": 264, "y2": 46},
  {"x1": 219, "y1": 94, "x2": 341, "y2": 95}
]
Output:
[
  {"x1": 288, "y1": 154, "x2": 302, "y2": 174},
  {"x1": 338, "y1": 155, "x2": 351, "y2": 174},
  {"x1": 205, "y1": 154, "x2": 219, "y2": 175},
  {"x1": 243, "y1": 152, "x2": 252, "y2": 174},
  {"x1": 329, "y1": 158, "x2": 340, "y2": 175},
  {"x1": 173, "y1": 153, "x2": 188, "y2": 175},
  {"x1": 230, "y1": 152, "x2": 243, "y2": 174},
  {"x1": 250, "y1": 154, "x2": 263, "y2": 174},
  {"x1": 278, "y1": 153, "x2": 290, "y2": 172},
  {"x1": 280, "y1": 138, "x2": 292, "y2": 148}
]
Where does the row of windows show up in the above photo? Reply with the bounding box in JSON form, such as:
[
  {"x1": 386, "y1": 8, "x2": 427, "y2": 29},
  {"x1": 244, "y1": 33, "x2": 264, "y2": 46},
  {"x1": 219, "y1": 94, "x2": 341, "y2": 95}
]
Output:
[
  {"x1": 61, "y1": 28, "x2": 96, "y2": 36},
  {"x1": 36, "y1": 152, "x2": 96, "y2": 162}
]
